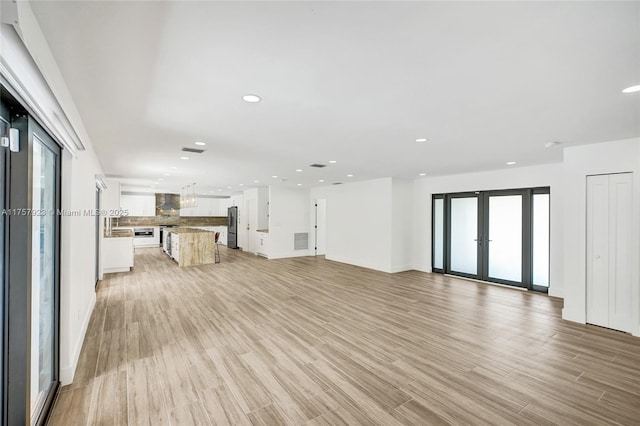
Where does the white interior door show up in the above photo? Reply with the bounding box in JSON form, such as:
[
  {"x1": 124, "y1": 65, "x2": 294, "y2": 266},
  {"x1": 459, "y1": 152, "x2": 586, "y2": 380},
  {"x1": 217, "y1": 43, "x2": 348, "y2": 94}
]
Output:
[
  {"x1": 586, "y1": 173, "x2": 633, "y2": 332},
  {"x1": 315, "y1": 199, "x2": 327, "y2": 255},
  {"x1": 246, "y1": 198, "x2": 257, "y2": 254}
]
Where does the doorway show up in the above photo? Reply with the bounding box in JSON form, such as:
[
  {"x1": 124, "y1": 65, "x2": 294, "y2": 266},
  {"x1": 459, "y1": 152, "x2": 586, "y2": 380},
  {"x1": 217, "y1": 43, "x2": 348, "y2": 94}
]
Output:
[
  {"x1": 433, "y1": 187, "x2": 550, "y2": 291},
  {"x1": 314, "y1": 199, "x2": 326, "y2": 256}
]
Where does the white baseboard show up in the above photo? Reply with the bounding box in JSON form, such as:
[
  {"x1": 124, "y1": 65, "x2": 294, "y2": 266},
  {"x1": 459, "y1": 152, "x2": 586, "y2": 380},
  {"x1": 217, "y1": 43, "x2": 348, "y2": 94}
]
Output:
[
  {"x1": 60, "y1": 294, "x2": 96, "y2": 385},
  {"x1": 267, "y1": 250, "x2": 313, "y2": 260},
  {"x1": 548, "y1": 286, "x2": 564, "y2": 299},
  {"x1": 412, "y1": 263, "x2": 431, "y2": 273},
  {"x1": 324, "y1": 255, "x2": 391, "y2": 273},
  {"x1": 390, "y1": 264, "x2": 413, "y2": 273}
]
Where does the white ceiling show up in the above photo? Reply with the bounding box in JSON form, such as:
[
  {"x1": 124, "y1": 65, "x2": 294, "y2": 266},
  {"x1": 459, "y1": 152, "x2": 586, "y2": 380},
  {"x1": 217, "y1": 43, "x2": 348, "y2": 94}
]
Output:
[{"x1": 30, "y1": 1, "x2": 639, "y2": 195}]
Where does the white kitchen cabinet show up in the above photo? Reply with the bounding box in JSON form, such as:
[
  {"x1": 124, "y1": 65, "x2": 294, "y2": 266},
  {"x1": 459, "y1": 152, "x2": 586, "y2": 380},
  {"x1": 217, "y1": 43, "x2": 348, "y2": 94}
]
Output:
[
  {"x1": 103, "y1": 236, "x2": 134, "y2": 273},
  {"x1": 170, "y1": 234, "x2": 180, "y2": 263},
  {"x1": 181, "y1": 197, "x2": 223, "y2": 216},
  {"x1": 121, "y1": 194, "x2": 156, "y2": 217},
  {"x1": 218, "y1": 198, "x2": 232, "y2": 216},
  {"x1": 103, "y1": 179, "x2": 122, "y2": 216},
  {"x1": 256, "y1": 231, "x2": 269, "y2": 258}
]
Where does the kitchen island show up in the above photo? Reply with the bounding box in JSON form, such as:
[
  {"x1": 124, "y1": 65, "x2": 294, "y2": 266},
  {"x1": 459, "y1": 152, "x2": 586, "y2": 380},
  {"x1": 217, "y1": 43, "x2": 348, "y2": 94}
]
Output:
[{"x1": 164, "y1": 228, "x2": 216, "y2": 267}]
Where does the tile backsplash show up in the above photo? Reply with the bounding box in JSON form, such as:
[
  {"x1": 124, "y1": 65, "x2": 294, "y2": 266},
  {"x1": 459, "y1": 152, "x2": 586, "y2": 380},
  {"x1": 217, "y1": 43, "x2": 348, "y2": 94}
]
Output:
[{"x1": 112, "y1": 215, "x2": 227, "y2": 227}]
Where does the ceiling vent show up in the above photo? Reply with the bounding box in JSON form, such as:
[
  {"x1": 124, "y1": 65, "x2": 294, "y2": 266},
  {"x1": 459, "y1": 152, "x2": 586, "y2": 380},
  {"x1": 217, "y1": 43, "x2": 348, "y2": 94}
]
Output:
[
  {"x1": 182, "y1": 147, "x2": 205, "y2": 154},
  {"x1": 309, "y1": 163, "x2": 326, "y2": 168}
]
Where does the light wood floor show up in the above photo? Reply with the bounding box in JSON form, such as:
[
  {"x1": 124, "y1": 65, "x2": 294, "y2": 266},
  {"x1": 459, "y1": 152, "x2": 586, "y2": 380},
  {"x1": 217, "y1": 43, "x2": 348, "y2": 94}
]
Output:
[{"x1": 48, "y1": 247, "x2": 640, "y2": 425}]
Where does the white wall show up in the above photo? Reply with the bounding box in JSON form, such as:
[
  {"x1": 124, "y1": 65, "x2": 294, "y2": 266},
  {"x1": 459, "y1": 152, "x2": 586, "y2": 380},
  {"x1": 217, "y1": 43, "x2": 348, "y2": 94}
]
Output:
[
  {"x1": 391, "y1": 179, "x2": 414, "y2": 272},
  {"x1": 60, "y1": 148, "x2": 104, "y2": 384},
  {"x1": 311, "y1": 178, "x2": 394, "y2": 272},
  {"x1": 269, "y1": 186, "x2": 311, "y2": 259},
  {"x1": 562, "y1": 138, "x2": 640, "y2": 336},
  {"x1": 413, "y1": 163, "x2": 564, "y2": 298}
]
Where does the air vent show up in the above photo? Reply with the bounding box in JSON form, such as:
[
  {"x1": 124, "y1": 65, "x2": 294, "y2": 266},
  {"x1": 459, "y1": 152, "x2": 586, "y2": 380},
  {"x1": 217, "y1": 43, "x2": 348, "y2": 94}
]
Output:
[
  {"x1": 182, "y1": 147, "x2": 205, "y2": 154},
  {"x1": 294, "y1": 233, "x2": 309, "y2": 250},
  {"x1": 332, "y1": 182, "x2": 342, "y2": 185},
  {"x1": 309, "y1": 164, "x2": 326, "y2": 168}
]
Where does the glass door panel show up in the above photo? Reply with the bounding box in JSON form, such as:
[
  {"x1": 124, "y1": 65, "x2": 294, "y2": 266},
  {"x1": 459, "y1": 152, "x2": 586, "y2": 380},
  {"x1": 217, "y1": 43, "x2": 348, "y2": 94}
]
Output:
[
  {"x1": 532, "y1": 193, "x2": 550, "y2": 287},
  {"x1": 449, "y1": 197, "x2": 478, "y2": 276},
  {"x1": 433, "y1": 198, "x2": 444, "y2": 270},
  {"x1": 487, "y1": 195, "x2": 522, "y2": 283},
  {"x1": 30, "y1": 135, "x2": 57, "y2": 421}
]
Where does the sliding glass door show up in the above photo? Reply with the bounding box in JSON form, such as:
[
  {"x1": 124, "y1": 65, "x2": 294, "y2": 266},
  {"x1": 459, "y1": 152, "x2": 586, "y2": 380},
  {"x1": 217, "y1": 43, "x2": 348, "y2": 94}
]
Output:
[
  {"x1": 0, "y1": 115, "x2": 7, "y2": 423},
  {"x1": 30, "y1": 132, "x2": 60, "y2": 422},
  {"x1": 2, "y1": 88, "x2": 61, "y2": 425},
  {"x1": 432, "y1": 187, "x2": 549, "y2": 292}
]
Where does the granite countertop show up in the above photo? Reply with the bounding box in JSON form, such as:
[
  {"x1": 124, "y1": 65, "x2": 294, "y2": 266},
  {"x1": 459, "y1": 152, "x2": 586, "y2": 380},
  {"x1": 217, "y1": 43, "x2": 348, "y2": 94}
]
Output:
[
  {"x1": 104, "y1": 229, "x2": 134, "y2": 238},
  {"x1": 167, "y1": 227, "x2": 214, "y2": 234}
]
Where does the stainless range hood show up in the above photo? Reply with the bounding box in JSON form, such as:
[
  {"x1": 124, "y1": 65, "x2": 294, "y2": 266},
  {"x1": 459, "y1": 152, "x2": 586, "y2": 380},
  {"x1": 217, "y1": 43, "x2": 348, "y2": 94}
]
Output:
[{"x1": 157, "y1": 193, "x2": 180, "y2": 212}]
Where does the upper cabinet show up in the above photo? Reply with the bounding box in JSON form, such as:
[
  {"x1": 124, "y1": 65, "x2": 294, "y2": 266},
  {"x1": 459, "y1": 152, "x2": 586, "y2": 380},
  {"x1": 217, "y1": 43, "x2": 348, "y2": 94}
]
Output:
[
  {"x1": 103, "y1": 179, "x2": 121, "y2": 216},
  {"x1": 121, "y1": 193, "x2": 155, "y2": 217},
  {"x1": 180, "y1": 196, "x2": 227, "y2": 216},
  {"x1": 218, "y1": 198, "x2": 232, "y2": 216}
]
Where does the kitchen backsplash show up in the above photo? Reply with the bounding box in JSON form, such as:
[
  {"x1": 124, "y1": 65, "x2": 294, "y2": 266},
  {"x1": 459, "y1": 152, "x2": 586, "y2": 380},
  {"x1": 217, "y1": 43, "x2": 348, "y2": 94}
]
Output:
[{"x1": 112, "y1": 216, "x2": 228, "y2": 227}]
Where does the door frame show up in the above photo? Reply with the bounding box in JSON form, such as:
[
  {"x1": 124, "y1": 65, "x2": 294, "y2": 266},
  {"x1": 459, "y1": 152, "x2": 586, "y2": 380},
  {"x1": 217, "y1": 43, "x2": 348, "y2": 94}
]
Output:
[{"x1": 4, "y1": 110, "x2": 61, "y2": 426}]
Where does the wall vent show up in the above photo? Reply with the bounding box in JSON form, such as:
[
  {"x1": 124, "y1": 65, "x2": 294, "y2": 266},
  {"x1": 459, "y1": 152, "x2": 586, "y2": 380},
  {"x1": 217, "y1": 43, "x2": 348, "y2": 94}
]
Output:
[
  {"x1": 182, "y1": 147, "x2": 205, "y2": 153},
  {"x1": 294, "y1": 233, "x2": 309, "y2": 250},
  {"x1": 309, "y1": 163, "x2": 326, "y2": 168}
]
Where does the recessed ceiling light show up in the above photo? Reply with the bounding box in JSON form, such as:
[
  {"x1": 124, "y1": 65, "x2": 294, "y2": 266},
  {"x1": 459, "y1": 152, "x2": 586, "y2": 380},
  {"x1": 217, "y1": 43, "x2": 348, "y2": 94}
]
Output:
[
  {"x1": 163, "y1": 173, "x2": 171, "y2": 176},
  {"x1": 622, "y1": 85, "x2": 640, "y2": 93},
  {"x1": 347, "y1": 174, "x2": 353, "y2": 177},
  {"x1": 419, "y1": 173, "x2": 426, "y2": 176},
  {"x1": 180, "y1": 156, "x2": 189, "y2": 160},
  {"x1": 239, "y1": 183, "x2": 244, "y2": 187},
  {"x1": 296, "y1": 169, "x2": 303, "y2": 172},
  {"x1": 242, "y1": 94, "x2": 261, "y2": 103},
  {"x1": 194, "y1": 141, "x2": 206, "y2": 146},
  {"x1": 272, "y1": 175, "x2": 278, "y2": 178},
  {"x1": 319, "y1": 179, "x2": 325, "y2": 183},
  {"x1": 218, "y1": 189, "x2": 222, "y2": 192},
  {"x1": 329, "y1": 160, "x2": 337, "y2": 164},
  {"x1": 416, "y1": 138, "x2": 428, "y2": 143},
  {"x1": 297, "y1": 183, "x2": 302, "y2": 186},
  {"x1": 506, "y1": 161, "x2": 516, "y2": 165},
  {"x1": 209, "y1": 190, "x2": 215, "y2": 193},
  {"x1": 253, "y1": 180, "x2": 260, "y2": 183},
  {"x1": 227, "y1": 186, "x2": 232, "y2": 189}
]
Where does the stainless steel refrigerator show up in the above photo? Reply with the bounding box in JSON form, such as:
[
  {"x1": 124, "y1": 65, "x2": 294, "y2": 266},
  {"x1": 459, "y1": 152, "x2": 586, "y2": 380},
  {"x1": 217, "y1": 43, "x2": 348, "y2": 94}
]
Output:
[{"x1": 227, "y1": 206, "x2": 238, "y2": 249}]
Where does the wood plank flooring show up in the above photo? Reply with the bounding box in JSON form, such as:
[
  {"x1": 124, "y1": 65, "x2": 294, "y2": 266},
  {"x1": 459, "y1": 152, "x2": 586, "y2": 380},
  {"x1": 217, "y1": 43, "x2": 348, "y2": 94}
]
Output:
[{"x1": 47, "y1": 247, "x2": 640, "y2": 425}]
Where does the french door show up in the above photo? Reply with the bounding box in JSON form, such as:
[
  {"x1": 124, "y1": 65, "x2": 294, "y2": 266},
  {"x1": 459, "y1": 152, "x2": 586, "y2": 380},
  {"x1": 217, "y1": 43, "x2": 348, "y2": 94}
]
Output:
[{"x1": 433, "y1": 188, "x2": 549, "y2": 292}]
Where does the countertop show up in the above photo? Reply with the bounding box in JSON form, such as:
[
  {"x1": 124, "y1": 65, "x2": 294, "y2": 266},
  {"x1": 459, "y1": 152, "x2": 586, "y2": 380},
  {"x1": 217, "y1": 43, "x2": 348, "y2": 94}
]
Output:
[
  {"x1": 256, "y1": 229, "x2": 269, "y2": 233},
  {"x1": 167, "y1": 227, "x2": 214, "y2": 234}
]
